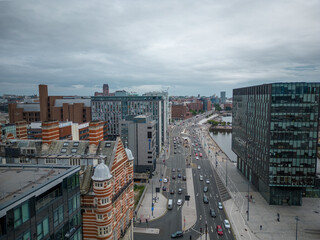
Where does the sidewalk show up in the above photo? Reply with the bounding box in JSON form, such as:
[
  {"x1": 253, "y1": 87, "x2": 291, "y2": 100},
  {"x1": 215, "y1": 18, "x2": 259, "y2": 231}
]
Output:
[{"x1": 201, "y1": 124, "x2": 320, "y2": 240}]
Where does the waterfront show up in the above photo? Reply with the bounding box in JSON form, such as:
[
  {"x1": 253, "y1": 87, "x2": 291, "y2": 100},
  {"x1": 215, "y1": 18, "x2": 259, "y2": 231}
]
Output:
[{"x1": 210, "y1": 116, "x2": 237, "y2": 162}]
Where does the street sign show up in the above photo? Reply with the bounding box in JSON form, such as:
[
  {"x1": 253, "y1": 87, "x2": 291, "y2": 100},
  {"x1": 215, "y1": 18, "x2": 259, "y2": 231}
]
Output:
[{"x1": 151, "y1": 207, "x2": 154, "y2": 212}]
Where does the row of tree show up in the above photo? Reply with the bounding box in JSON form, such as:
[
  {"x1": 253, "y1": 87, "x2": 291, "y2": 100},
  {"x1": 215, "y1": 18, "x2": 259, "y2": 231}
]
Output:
[{"x1": 207, "y1": 120, "x2": 231, "y2": 126}]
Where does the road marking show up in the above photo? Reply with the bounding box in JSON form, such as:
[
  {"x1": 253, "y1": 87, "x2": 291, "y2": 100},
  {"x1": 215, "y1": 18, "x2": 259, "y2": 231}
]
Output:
[
  {"x1": 211, "y1": 226, "x2": 213, "y2": 232},
  {"x1": 200, "y1": 215, "x2": 202, "y2": 220},
  {"x1": 210, "y1": 194, "x2": 212, "y2": 198}
]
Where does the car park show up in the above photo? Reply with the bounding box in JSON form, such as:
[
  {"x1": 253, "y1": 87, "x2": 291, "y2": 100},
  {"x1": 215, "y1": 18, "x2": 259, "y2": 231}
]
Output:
[
  {"x1": 171, "y1": 231, "x2": 183, "y2": 238},
  {"x1": 203, "y1": 186, "x2": 208, "y2": 192},
  {"x1": 218, "y1": 202, "x2": 223, "y2": 209},
  {"x1": 210, "y1": 208, "x2": 216, "y2": 218},
  {"x1": 217, "y1": 225, "x2": 223, "y2": 235},
  {"x1": 177, "y1": 199, "x2": 183, "y2": 206},
  {"x1": 224, "y1": 219, "x2": 230, "y2": 229}
]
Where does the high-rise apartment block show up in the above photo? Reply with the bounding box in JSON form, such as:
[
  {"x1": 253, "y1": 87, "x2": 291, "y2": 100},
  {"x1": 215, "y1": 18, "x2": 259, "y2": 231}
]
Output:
[
  {"x1": 232, "y1": 82, "x2": 320, "y2": 205},
  {"x1": 91, "y1": 95, "x2": 168, "y2": 155},
  {"x1": 220, "y1": 91, "x2": 226, "y2": 104}
]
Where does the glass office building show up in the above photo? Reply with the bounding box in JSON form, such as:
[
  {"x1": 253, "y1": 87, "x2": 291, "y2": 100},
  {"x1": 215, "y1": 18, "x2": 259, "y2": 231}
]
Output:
[{"x1": 232, "y1": 83, "x2": 320, "y2": 205}]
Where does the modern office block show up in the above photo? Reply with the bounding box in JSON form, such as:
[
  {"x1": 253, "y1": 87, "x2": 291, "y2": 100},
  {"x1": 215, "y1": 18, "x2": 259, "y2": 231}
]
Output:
[
  {"x1": 232, "y1": 82, "x2": 320, "y2": 205},
  {"x1": 0, "y1": 164, "x2": 81, "y2": 240}
]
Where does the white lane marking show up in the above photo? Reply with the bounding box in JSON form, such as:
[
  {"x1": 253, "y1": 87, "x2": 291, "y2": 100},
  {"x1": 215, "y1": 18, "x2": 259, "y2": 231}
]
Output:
[
  {"x1": 197, "y1": 193, "x2": 199, "y2": 197},
  {"x1": 211, "y1": 226, "x2": 213, "y2": 232},
  {"x1": 199, "y1": 215, "x2": 202, "y2": 220}
]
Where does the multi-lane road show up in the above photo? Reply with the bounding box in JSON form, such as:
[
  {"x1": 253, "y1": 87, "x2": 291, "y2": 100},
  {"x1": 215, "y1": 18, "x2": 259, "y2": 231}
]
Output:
[{"x1": 135, "y1": 116, "x2": 235, "y2": 240}]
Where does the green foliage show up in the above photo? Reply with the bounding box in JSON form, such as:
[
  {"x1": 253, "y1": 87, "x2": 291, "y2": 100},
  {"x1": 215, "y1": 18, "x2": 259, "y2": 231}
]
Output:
[
  {"x1": 214, "y1": 104, "x2": 222, "y2": 111},
  {"x1": 190, "y1": 109, "x2": 197, "y2": 115},
  {"x1": 207, "y1": 120, "x2": 219, "y2": 126}
]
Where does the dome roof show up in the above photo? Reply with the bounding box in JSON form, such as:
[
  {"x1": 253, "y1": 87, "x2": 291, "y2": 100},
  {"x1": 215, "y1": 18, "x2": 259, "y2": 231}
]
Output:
[
  {"x1": 125, "y1": 148, "x2": 134, "y2": 161},
  {"x1": 92, "y1": 162, "x2": 112, "y2": 181}
]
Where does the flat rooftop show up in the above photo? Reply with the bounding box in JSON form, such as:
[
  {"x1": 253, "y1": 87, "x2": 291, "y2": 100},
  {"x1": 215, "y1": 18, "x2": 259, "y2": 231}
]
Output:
[{"x1": 0, "y1": 164, "x2": 79, "y2": 217}]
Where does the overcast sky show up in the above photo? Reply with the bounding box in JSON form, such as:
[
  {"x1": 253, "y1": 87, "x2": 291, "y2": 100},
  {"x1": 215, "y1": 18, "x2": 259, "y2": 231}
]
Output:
[{"x1": 0, "y1": 0, "x2": 319, "y2": 97}]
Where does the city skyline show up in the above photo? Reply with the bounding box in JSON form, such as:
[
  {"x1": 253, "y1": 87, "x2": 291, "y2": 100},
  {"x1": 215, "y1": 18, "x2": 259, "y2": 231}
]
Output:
[{"x1": 1, "y1": 0, "x2": 319, "y2": 97}]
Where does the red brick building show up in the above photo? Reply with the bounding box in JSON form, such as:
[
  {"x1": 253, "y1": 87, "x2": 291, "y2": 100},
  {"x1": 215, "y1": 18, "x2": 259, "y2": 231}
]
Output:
[
  {"x1": 81, "y1": 138, "x2": 134, "y2": 240},
  {"x1": 9, "y1": 84, "x2": 91, "y2": 124},
  {"x1": 15, "y1": 121, "x2": 28, "y2": 139},
  {"x1": 171, "y1": 104, "x2": 188, "y2": 120}
]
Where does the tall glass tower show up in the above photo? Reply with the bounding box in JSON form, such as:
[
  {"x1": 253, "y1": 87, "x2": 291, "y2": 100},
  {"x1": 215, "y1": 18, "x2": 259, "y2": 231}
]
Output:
[{"x1": 232, "y1": 83, "x2": 320, "y2": 205}]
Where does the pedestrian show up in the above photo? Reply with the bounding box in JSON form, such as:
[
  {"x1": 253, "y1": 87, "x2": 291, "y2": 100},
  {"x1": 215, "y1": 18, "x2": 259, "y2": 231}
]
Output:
[
  {"x1": 260, "y1": 225, "x2": 262, "y2": 230},
  {"x1": 139, "y1": 218, "x2": 141, "y2": 224}
]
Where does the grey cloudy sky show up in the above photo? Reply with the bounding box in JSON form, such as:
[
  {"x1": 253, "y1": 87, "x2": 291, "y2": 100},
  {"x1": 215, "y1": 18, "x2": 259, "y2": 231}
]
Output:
[{"x1": 0, "y1": 0, "x2": 319, "y2": 97}]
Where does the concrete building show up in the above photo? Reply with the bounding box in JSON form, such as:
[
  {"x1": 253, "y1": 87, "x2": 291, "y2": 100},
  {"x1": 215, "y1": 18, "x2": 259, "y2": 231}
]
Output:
[
  {"x1": 232, "y1": 82, "x2": 320, "y2": 205},
  {"x1": 9, "y1": 84, "x2": 91, "y2": 124},
  {"x1": 120, "y1": 115, "x2": 157, "y2": 174},
  {"x1": 91, "y1": 95, "x2": 167, "y2": 156},
  {"x1": 0, "y1": 164, "x2": 81, "y2": 240}
]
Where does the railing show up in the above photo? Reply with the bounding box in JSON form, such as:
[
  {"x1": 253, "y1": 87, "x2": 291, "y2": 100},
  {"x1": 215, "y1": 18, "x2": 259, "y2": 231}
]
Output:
[{"x1": 112, "y1": 179, "x2": 133, "y2": 203}]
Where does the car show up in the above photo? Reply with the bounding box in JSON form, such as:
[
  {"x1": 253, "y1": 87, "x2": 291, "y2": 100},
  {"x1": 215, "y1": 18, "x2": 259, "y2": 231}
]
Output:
[
  {"x1": 177, "y1": 199, "x2": 183, "y2": 206},
  {"x1": 203, "y1": 186, "x2": 208, "y2": 192},
  {"x1": 197, "y1": 165, "x2": 201, "y2": 170},
  {"x1": 196, "y1": 156, "x2": 199, "y2": 160},
  {"x1": 177, "y1": 168, "x2": 181, "y2": 172},
  {"x1": 217, "y1": 225, "x2": 223, "y2": 235},
  {"x1": 199, "y1": 175, "x2": 203, "y2": 181},
  {"x1": 178, "y1": 173, "x2": 182, "y2": 178},
  {"x1": 199, "y1": 153, "x2": 202, "y2": 157},
  {"x1": 174, "y1": 151, "x2": 176, "y2": 154},
  {"x1": 164, "y1": 178, "x2": 168, "y2": 183},
  {"x1": 171, "y1": 231, "x2": 183, "y2": 238},
  {"x1": 224, "y1": 219, "x2": 230, "y2": 229},
  {"x1": 198, "y1": 148, "x2": 200, "y2": 151},
  {"x1": 172, "y1": 175, "x2": 176, "y2": 180},
  {"x1": 218, "y1": 202, "x2": 223, "y2": 210},
  {"x1": 195, "y1": 153, "x2": 198, "y2": 156},
  {"x1": 170, "y1": 189, "x2": 174, "y2": 194},
  {"x1": 203, "y1": 195, "x2": 209, "y2": 204},
  {"x1": 210, "y1": 208, "x2": 216, "y2": 218},
  {"x1": 172, "y1": 168, "x2": 176, "y2": 172},
  {"x1": 162, "y1": 186, "x2": 167, "y2": 191},
  {"x1": 206, "y1": 179, "x2": 210, "y2": 184},
  {"x1": 178, "y1": 188, "x2": 182, "y2": 194},
  {"x1": 183, "y1": 176, "x2": 186, "y2": 181}
]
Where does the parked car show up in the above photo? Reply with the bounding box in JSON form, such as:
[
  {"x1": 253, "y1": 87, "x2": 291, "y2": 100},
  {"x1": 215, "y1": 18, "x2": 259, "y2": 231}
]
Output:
[
  {"x1": 203, "y1": 186, "x2": 208, "y2": 192},
  {"x1": 177, "y1": 199, "x2": 183, "y2": 206},
  {"x1": 177, "y1": 168, "x2": 181, "y2": 172},
  {"x1": 217, "y1": 225, "x2": 223, "y2": 235},
  {"x1": 199, "y1": 175, "x2": 203, "y2": 181},
  {"x1": 172, "y1": 175, "x2": 176, "y2": 180},
  {"x1": 183, "y1": 176, "x2": 186, "y2": 181},
  {"x1": 210, "y1": 208, "x2": 216, "y2": 218},
  {"x1": 171, "y1": 231, "x2": 183, "y2": 238},
  {"x1": 178, "y1": 173, "x2": 182, "y2": 178},
  {"x1": 224, "y1": 219, "x2": 230, "y2": 229},
  {"x1": 172, "y1": 168, "x2": 176, "y2": 172},
  {"x1": 218, "y1": 202, "x2": 223, "y2": 210}
]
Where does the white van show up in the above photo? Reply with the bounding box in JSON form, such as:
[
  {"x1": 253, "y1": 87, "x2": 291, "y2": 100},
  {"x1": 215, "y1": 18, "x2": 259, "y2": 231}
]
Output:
[{"x1": 168, "y1": 199, "x2": 173, "y2": 210}]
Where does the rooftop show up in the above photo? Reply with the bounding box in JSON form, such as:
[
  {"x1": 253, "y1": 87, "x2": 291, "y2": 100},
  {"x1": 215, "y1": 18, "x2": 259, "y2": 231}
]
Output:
[{"x1": 0, "y1": 164, "x2": 79, "y2": 218}]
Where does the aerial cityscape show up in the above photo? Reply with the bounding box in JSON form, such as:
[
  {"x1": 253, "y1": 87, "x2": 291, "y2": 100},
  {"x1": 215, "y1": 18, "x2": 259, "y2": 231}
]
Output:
[{"x1": 0, "y1": 1, "x2": 319, "y2": 240}]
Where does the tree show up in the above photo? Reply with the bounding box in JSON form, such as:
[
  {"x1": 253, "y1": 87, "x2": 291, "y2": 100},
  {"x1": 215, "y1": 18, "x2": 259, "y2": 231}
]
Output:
[{"x1": 214, "y1": 104, "x2": 222, "y2": 111}]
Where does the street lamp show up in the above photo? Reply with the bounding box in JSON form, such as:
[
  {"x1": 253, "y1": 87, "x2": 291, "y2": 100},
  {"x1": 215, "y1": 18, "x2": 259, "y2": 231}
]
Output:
[{"x1": 295, "y1": 216, "x2": 299, "y2": 240}]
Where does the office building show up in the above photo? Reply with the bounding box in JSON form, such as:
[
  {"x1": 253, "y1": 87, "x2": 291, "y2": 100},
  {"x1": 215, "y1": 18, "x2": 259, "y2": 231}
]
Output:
[
  {"x1": 120, "y1": 115, "x2": 157, "y2": 174},
  {"x1": 0, "y1": 164, "x2": 81, "y2": 240},
  {"x1": 232, "y1": 82, "x2": 320, "y2": 205},
  {"x1": 81, "y1": 139, "x2": 134, "y2": 240}
]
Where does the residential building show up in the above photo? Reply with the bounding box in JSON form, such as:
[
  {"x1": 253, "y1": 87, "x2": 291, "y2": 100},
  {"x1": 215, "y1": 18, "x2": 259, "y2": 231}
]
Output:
[
  {"x1": 220, "y1": 91, "x2": 226, "y2": 104},
  {"x1": 91, "y1": 95, "x2": 167, "y2": 155},
  {"x1": 232, "y1": 82, "x2": 320, "y2": 205},
  {"x1": 0, "y1": 164, "x2": 81, "y2": 240},
  {"x1": 120, "y1": 115, "x2": 157, "y2": 174}
]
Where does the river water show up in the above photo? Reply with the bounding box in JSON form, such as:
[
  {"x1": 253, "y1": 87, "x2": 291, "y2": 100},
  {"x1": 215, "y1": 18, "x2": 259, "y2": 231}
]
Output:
[{"x1": 209, "y1": 116, "x2": 237, "y2": 162}]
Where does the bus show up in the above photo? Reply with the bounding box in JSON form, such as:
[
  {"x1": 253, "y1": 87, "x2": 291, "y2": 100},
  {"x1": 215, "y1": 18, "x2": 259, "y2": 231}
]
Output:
[{"x1": 168, "y1": 199, "x2": 173, "y2": 210}]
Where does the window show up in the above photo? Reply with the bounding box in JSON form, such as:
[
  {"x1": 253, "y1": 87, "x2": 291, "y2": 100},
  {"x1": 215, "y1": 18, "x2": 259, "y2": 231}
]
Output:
[
  {"x1": 61, "y1": 148, "x2": 67, "y2": 153},
  {"x1": 95, "y1": 182, "x2": 103, "y2": 188},
  {"x1": 37, "y1": 217, "x2": 49, "y2": 240},
  {"x1": 68, "y1": 194, "x2": 80, "y2": 214},
  {"x1": 101, "y1": 197, "x2": 109, "y2": 205},
  {"x1": 71, "y1": 148, "x2": 77, "y2": 153},
  {"x1": 14, "y1": 201, "x2": 29, "y2": 228},
  {"x1": 97, "y1": 214, "x2": 103, "y2": 221},
  {"x1": 53, "y1": 205, "x2": 64, "y2": 227},
  {"x1": 63, "y1": 142, "x2": 69, "y2": 147},
  {"x1": 17, "y1": 231, "x2": 30, "y2": 240},
  {"x1": 45, "y1": 158, "x2": 57, "y2": 164},
  {"x1": 98, "y1": 225, "x2": 111, "y2": 237}
]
